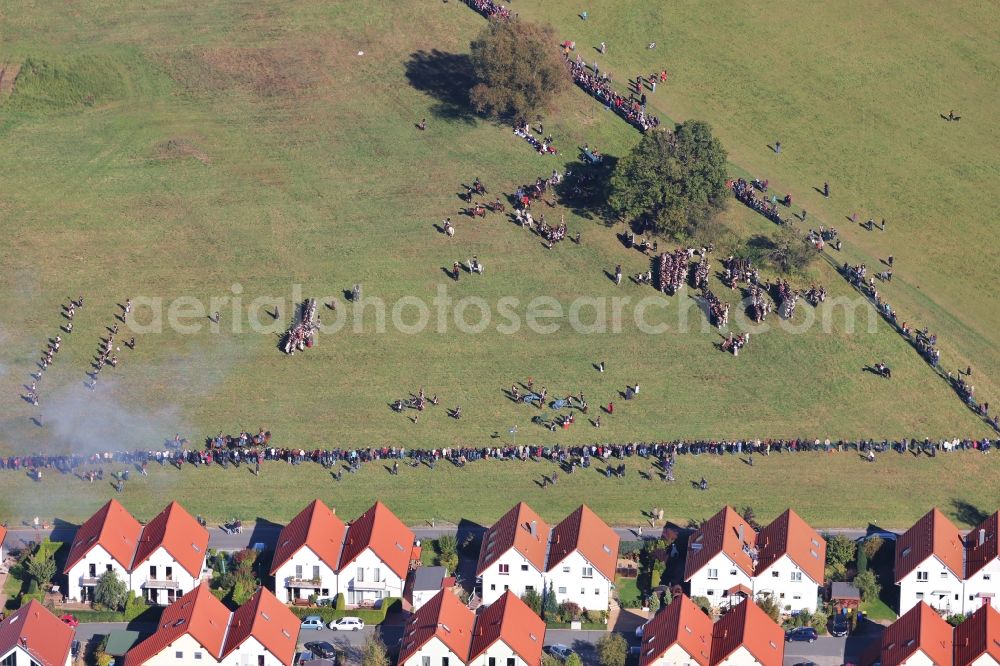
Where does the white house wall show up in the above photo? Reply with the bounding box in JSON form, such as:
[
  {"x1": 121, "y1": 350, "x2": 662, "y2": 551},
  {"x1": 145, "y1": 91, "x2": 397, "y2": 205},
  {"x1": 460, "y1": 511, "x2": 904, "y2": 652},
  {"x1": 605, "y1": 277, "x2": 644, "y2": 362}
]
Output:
[
  {"x1": 715, "y1": 645, "x2": 777, "y2": 666},
  {"x1": 469, "y1": 639, "x2": 537, "y2": 666},
  {"x1": 400, "y1": 636, "x2": 466, "y2": 666},
  {"x1": 898, "y1": 650, "x2": 935, "y2": 666},
  {"x1": 0, "y1": 645, "x2": 71, "y2": 666},
  {"x1": 337, "y1": 548, "x2": 404, "y2": 605},
  {"x1": 963, "y1": 557, "x2": 1000, "y2": 614},
  {"x1": 134, "y1": 634, "x2": 208, "y2": 666},
  {"x1": 546, "y1": 550, "x2": 611, "y2": 610},
  {"x1": 133, "y1": 546, "x2": 200, "y2": 605},
  {"x1": 753, "y1": 554, "x2": 820, "y2": 613},
  {"x1": 687, "y1": 553, "x2": 753, "y2": 606},
  {"x1": 221, "y1": 636, "x2": 288, "y2": 666},
  {"x1": 897, "y1": 556, "x2": 964, "y2": 615},
  {"x1": 273, "y1": 546, "x2": 338, "y2": 603},
  {"x1": 480, "y1": 551, "x2": 544, "y2": 607},
  {"x1": 66, "y1": 545, "x2": 130, "y2": 602}
]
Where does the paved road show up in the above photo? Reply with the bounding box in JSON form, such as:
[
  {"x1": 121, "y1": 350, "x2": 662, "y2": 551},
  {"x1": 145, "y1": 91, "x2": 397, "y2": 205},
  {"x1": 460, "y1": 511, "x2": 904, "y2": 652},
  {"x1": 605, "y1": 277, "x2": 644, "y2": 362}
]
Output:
[
  {"x1": 3, "y1": 524, "x2": 875, "y2": 552},
  {"x1": 783, "y1": 637, "x2": 846, "y2": 666}
]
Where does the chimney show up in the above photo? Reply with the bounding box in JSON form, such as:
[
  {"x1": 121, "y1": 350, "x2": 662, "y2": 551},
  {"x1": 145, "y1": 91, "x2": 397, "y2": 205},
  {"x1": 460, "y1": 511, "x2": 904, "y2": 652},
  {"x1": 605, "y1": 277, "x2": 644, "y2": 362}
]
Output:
[
  {"x1": 980, "y1": 529, "x2": 986, "y2": 546},
  {"x1": 19, "y1": 637, "x2": 27, "y2": 648}
]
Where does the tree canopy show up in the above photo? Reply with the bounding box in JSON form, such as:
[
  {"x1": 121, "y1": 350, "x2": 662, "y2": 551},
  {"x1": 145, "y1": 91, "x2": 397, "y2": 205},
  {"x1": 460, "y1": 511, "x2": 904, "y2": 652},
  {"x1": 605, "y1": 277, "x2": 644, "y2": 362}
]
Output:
[
  {"x1": 596, "y1": 632, "x2": 627, "y2": 666},
  {"x1": 95, "y1": 569, "x2": 128, "y2": 611},
  {"x1": 469, "y1": 20, "x2": 569, "y2": 119},
  {"x1": 608, "y1": 120, "x2": 729, "y2": 238}
]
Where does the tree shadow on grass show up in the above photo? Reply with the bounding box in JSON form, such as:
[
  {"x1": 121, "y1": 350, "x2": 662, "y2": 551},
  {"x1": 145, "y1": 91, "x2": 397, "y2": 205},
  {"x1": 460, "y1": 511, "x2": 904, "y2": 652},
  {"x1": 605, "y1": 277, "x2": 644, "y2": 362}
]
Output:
[{"x1": 405, "y1": 50, "x2": 478, "y2": 123}]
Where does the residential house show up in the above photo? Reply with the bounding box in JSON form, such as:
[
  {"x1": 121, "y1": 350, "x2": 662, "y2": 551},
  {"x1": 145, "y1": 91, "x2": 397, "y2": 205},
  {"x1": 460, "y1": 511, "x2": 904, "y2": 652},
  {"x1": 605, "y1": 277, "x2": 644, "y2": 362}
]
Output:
[
  {"x1": 752, "y1": 509, "x2": 827, "y2": 612},
  {"x1": 399, "y1": 589, "x2": 476, "y2": 666},
  {"x1": 64, "y1": 499, "x2": 208, "y2": 605},
  {"x1": 123, "y1": 583, "x2": 298, "y2": 666},
  {"x1": 64, "y1": 498, "x2": 143, "y2": 603},
  {"x1": 896, "y1": 509, "x2": 965, "y2": 615},
  {"x1": 684, "y1": 507, "x2": 826, "y2": 613},
  {"x1": 864, "y1": 601, "x2": 953, "y2": 666},
  {"x1": 709, "y1": 598, "x2": 784, "y2": 666},
  {"x1": 684, "y1": 507, "x2": 757, "y2": 608},
  {"x1": 408, "y1": 566, "x2": 455, "y2": 611},
  {"x1": 0, "y1": 599, "x2": 74, "y2": 666},
  {"x1": 468, "y1": 591, "x2": 546, "y2": 666},
  {"x1": 546, "y1": 505, "x2": 620, "y2": 610},
  {"x1": 0, "y1": 523, "x2": 6, "y2": 562},
  {"x1": 954, "y1": 604, "x2": 1000, "y2": 666},
  {"x1": 964, "y1": 512, "x2": 1000, "y2": 614},
  {"x1": 477, "y1": 503, "x2": 550, "y2": 607},
  {"x1": 270, "y1": 499, "x2": 345, "y2": 604},
  {"x1": 337, "y1": 501, "x2": 416, "y2": 606},
  {"x1": 638, "y1": 595, "x2": 713, "y2": 666}
]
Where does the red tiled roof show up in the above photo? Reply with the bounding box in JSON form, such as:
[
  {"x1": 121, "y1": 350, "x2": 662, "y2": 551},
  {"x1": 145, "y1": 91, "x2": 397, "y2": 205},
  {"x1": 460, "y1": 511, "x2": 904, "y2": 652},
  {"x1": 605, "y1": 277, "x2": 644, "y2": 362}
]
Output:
[
  {"x1": 895, "y1": 509, "x2": 964, "y2": 582},
  {"x1": 709, "y1": 599, "x2": 784, "y2": 666},
  {"x1": 755, "y1": 509, "x2": 826, "y2": 584},
  {"x1": 222, "y1": 587, "x2": 299, "y2": 666},
  {"x1": 469, "y1": 590, "x2": 545, "y2": 666},
  {"x1": 123, "y1": 583, "x2": 231, "y2": 666},
  {"x1": 639, "y1": 595, "x2": 713, "y2": 666},
  {"x1": 477, "y1": 502, "x2": 550, "y2": 576},
  {"x1": 547, "y1": 505, "x2": 620, "y2": 582},
  {"x1": 64, "y1": 499, "x2": 142, "y2": 573},
  {"x1": 270, "y1": 500, "x2": 347, "y2": 575},
  {"x1": 339, "y1": 502, "x2": 415, "y2": 579},
  {"x1": 0, "y1": 524, "x2": 6, "y2": 550},
  {"x1": 132, "y1": 501, "x2": 209, "y2": 578},
  {"x1": 400, "y1": 590, "x2": 475, "y2": 665},
  {"x1": 685, "y1": 507, "x2": 757, "y2": 581},
  {"x1": 876, "y1": 601, "x2": 953, "y2": 666},
  {"x1": 966, "y1": 512, "x2": 1000, "y2": 578},
  {"x1": 0, "y1": 600, "x2": 74, "y2": 666},
  {"x1": 955, "y1": 604, "x2": 1000, "y2": 666}
]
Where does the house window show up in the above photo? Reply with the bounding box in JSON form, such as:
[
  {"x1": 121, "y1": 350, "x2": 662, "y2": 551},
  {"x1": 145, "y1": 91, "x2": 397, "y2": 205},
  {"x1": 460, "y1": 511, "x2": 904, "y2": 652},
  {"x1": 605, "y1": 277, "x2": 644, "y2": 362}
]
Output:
[
  {"x1": 507, "y1": 659, "x2": 516, "y2": 666},
  {"x1": 779, "y1": 593, "x2": 785, "y2": 599},
  {"x1": 374, "y1": 568, "x2": 381, "y2": 583},
  {"x1": 358, "y1": 567, "x2": 365, "y2": 582},
  {"x1": 793, "y1": 595, "x2": 801, "y2": 600},
  {"x1": 423, "y1": 658, "x2": 431, "y2": 666},
  {"x1": 707, "y1": 590, "x2": 714, "y2": 596},
  {"x1": 563, "y1": 566, "x2": 570, "y2": 573},
  {"x1": 499, "y1": 564, "x2": 510, "y2": 575},
  {"x1": 582, "y1": 567, "x2": 594, "y2": 579},
  {"x1": 940, "y1": 571, "x2": 948, "y2": 579},
  {"x1": 985, "y1": 574, "x2": 992, "y2": 581},
  {"x1": 490, "y1": 584, "x2": 496, "y2": 591},
  {"x1": 443, "y1": 657, "x2": 450, "y2": 666},
  {"x1": 489, "y1": 659, "x2": 496, "y2": 666},
  {"x1": 917, "y1": 572, "x2": 928, "y2": 581},
  {"x1": 790, "y1": 572, "x2": 802, "y2": 582},
  {"x1": 313, "y1": 565, "x2": 320, "y2": 580},
  {"x1": 194, "y1": 653, "x2": 203, "y2": 660},
  {"x1": 558, "y1": 587, "x2": 567, "y2": 594},
  {"x1": 2, "y1": 657, "x2": 17, "y2": 666},
  {"x1": 258, "y1": 657, "x2": 265, "y2": 666},
  {"x1": 772, "y1": 571, "x2": 779, "y2": 578},
  {"x1": 521, "y1": 565, "x2": 529, "y2": 571},
  {"x1": 729, "y1": 569, "x2": 737, "y2": 576},
  {"x1": 295, "y1": 565, "x2": 303, "y2": 578},
  {"x1": 526, "y1": 586, "x2": 534, "y2": 592},
  {"x1": 581, "y1": 588, "x2": 585, "y2": 595},
  {"x1": 916, "y1": 593, "x2": 924, "y2": 599},
  {"x1": 176, "y1": 652, "x2": 184, "y2": 659},
  {"x1": 595, "y1": 588, "x2": 600, "y2": 595},
  {"x1": 707, "y1": 569, "x2": 719, "y2": 580}
]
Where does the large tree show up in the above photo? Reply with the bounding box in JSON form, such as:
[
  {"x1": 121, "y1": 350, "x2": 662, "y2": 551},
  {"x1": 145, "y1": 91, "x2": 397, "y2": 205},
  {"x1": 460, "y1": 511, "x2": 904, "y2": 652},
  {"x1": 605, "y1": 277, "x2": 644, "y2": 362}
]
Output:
[
  {"x1": 608, "y1": 120, "x2": 729, "y2": 238},
  {"x1": 94, "y1": 570, "x2": 128, "y2": 611},
  {"x1": 469, "y1": 20, "x2": 569, "y2": 119},
  {"x1": 596, "y1": 632, "x2": 627, "y2": 666}
]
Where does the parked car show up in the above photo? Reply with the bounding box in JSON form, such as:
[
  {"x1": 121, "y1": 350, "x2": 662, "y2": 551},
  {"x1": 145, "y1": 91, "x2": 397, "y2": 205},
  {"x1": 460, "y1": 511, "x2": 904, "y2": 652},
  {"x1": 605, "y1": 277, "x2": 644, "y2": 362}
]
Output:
[
  {"x1": 785, "y1": 627, "x2": 818, "y2": 643},
  {"x1": 304, "y1": 642, "x2": 338, "y2": 659},
  {"x1": 300, "y1": 615, "x2": 325, "y2": 631},
  {"x1": 545, "y1": 645, "x2": 575, "y2": 661},
  {"x1": 329, "y1": 616, "x2": 365, "y2": 631},
  {"x1": 59, "y1": 614, "x2": 79, "y2": 628},
  {"x1": 831, "y1": 614, "x2": 850, "y2": 637}
]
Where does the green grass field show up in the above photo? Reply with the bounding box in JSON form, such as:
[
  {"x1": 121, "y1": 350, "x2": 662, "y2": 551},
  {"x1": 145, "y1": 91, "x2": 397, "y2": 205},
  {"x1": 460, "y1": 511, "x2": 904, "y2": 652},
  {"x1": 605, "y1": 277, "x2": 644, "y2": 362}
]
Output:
[{"x1": 0, "y1": 0, "x2": 997, "y2": 524}]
